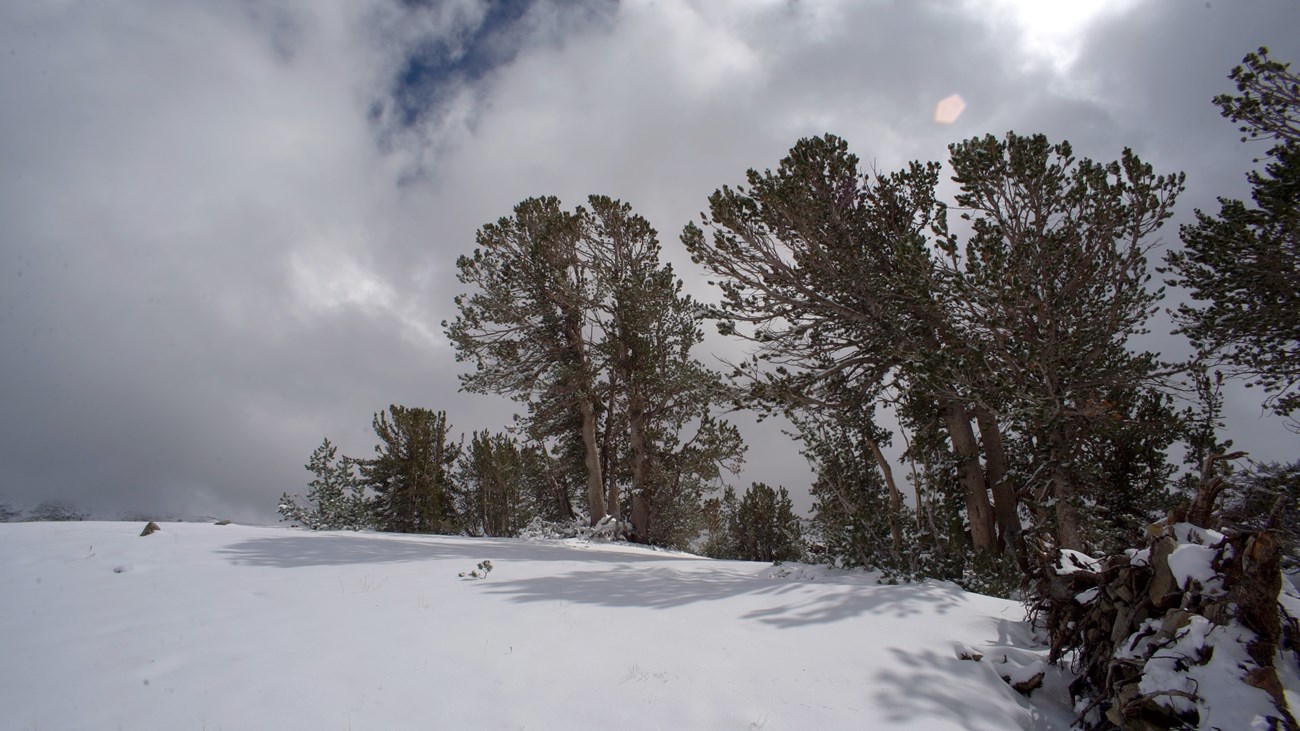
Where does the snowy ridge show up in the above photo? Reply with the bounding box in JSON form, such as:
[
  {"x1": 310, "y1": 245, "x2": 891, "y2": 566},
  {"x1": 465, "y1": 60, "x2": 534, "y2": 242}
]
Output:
[{"x1": 0, "y1": 522, "x2": 1075, "y2": 729}]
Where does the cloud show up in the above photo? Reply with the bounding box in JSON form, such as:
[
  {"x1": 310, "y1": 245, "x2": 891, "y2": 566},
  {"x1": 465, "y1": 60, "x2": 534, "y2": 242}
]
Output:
[{"x1": 1, "y1": 0, "x2": 1297, "y2": 520}]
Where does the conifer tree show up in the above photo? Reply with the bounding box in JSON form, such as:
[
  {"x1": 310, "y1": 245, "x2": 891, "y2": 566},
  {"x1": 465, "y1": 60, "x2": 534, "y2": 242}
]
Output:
[
  {"x1": 453, "y1": 430, "x2": 527, "y2": 537},
  {"x1": 804, "y1": 420, "x2": 900, "y2": 571},
  {"x1": 450, "y1": 195, "x2": 743, "y2": 541},
  {"x1": 279, "y1": 438, "x2": 371, "y2": 531},
  {"x1": 683, "y1": 135, "x2": 1001, "y2": 553},
  {"x1": 944, "y1": 132, "x2": 1183, "y2": 550},
  {"x1": 586, "y1": 195, "x2": 744, "y2": 547},
  {"x1": 728, "y1": 482, "x2": 803, "y2": 563},
  {"x1": 361, "y1": 406, "x2": 459, "y2": 534},
  {"x1": 1168, "y1": 47, "x2": 1300, "y2": 424},
  {"x1": 447, "y1": 197, "x2": 609, "y2": 525}
]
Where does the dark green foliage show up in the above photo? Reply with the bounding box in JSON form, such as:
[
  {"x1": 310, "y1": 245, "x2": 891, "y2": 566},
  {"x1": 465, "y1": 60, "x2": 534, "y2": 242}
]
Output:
[
  {"x1": 681, "y1": 134, "x2": 947, "y2": 418},
  {"x1": 449, "y1": 194, "x2": 743, "y2": 543},
  {"x1": 806, "y1": 426, "x2": 897, "y2": 570},
  {"x1": 0, "y1": 500, "x2": 18, "y2": 522},
  {"x1": 453, "y1": 431, "x2": 528, "y2": 537},
  {"x1": 945, "y1": 131, "x2": 1182, "y2": 551},
  {"x1": 1168, "y1": 48, "x2": 1300, "y2": 423},
  {"x1": 707, "y1": 483, "x2": 803, "y2": 563},
  {"x1": 1072, "y1": 388, "x2": 1183, "y2": 553},
  {"x1": 278, "y1": 438, "x2": 372, "y2": 531},
  {"x1": 588, "y1": 195, "x2": 746, "y2": 549},
  {"x1": 446, "y1": 195, "x2": 610, "y2": 525},
  {"x1": 361, "y1": 406, "x2": 460, "y2": 534},
  {"x1": 946, "y1": 133, "x2": 1180, "y2": 406},
  {"x1": 1213, "y1": 46, "x2": 1300, "y2": 147}
]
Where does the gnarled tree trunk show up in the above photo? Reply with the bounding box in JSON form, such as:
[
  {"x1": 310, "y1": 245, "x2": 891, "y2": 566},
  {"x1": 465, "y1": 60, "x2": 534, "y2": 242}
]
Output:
[
  {"x1": 974, "y1": 407, "x2": 1028, "y2": 570},
  {"x1": 941, "y1": 401, "x2": 997, "y2": 552}
]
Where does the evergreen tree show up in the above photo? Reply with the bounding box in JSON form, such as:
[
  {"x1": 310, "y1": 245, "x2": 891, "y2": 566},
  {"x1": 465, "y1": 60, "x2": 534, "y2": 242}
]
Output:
[
  {"x1": 944, "y1": 132, "x2": 1183, "y2": 550},
  {"x1": 0, "y1": 500, "x2": 18, "y2": 522},
  {"x1": 453, "y1": 430, "x2": 528, "y2": 537},
  {"x1": 713, "y1": 482, "x2": 803, "y2": 563},
  {"x1": 1167, "y1": 48, "x2": 1300, "y2": 424},
  {"x1": 804, "y1": 421, "x2": 901, "y2": 571},
  {"x1": 688, "y1": 131, "x2": 1183, "y2": 564},
  {"x1": 1069, "y1": 387, "x2": 1182, "y2": 553},
  {"x1": 683, "y1": 135, "x2": 1003, "y2": 554},
  {"x1": 450, "y1": 195, "x2": 743, "y2": 542},
  {"x1": 278, "y1": 438, "x2": 371, "y2": 531},
  {"x1": 700, "y1": 486, "x2": 739, "y2": 559},
  {"x1": 361, "y1": 406, "x2": 460, "y2": 534},
  {"x1": 447, "y1": 197, "x2": 609, "y2": 525}
]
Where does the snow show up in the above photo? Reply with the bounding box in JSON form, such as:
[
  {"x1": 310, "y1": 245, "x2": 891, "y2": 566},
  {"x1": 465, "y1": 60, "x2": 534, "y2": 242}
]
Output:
[
  {"x1": 1166, "y1": 543, "x2": 1226, "y2": 595},
  {"x1": 1073, "y1": 587, "x2": 1099, "y2": 605},
  {"x1": 1117, "y1": 615, "x2": 1285, "y2": 730},
  {"x1": 0, "y1": 521, "x2": 1077, "y2": 730},
  {"x1": 1125, "y1": 547, "x2": 1150, "y2": 567},
  {"x1": 1054, "y1": 549, "x2": 1100, "y2": 575},
  {"x1": 1171, "y1": 523, "x2": 1227, "y2": 546}
]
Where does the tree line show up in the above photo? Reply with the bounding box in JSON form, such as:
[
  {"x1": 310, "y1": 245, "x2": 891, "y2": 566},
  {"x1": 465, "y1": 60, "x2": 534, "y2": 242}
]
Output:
[{"x1": 279, "y1": 48, "x2": 1298, "y2": 581}]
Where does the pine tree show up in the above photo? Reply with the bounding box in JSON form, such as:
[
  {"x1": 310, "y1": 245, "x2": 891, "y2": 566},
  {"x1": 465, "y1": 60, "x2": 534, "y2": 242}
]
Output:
[
  {"x1": 944, "y1": 132, "x2": 1183, "y2": 550},
  {"x1": 728, "y1": 483, "x2": 803, "y2": 563},
  {"x1": 683, "y1": 135, "x2": 1001, "y2": 553},
  {"x1": 361, "y1": 406, "x2": 460, "y2": 534},
  {"x1": 453, "y1": 430, "x2": 528, "y2": 537},
  {"x1": 586, "y1": 195, "x2": 744, "y2": 548},
  {"x1": 279, "y1": 438, "x2": 371, "y2": 530},
  {"x1": 804, "y1": 421, "x2": 900, "y2": 571},
  {"x1": 1167, "y1": 48, "x2": 1300, "y2": 424},
  {"x1": 447, "y1": 197, "x2": 609, "y2": 525},
  {"x1": 450, "y1": 195, "x2": 743, "y2": 542}
]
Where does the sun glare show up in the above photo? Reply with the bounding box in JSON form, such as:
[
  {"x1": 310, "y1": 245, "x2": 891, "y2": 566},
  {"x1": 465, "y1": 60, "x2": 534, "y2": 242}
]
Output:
[{"x1": 975, "y1": 0, "x2": 1137, "y2": 68}]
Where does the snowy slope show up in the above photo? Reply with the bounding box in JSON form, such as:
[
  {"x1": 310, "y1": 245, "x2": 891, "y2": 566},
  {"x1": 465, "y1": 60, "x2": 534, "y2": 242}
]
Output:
[{"x1": 0, "y1": 522, "x2": 1072, "y2": 730}]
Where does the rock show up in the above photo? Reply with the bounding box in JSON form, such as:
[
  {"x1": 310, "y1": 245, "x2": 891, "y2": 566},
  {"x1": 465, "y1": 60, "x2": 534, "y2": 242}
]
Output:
[
  {"x1": 1148, "y1": 537, "x2": 1180, "y2": 608},
  {"x1": 1111, "y1": 603, "x2": 1135, "y2": 645},
  {"x1": 1159, "y1": 609, "x2": 1193, "y2": 639},
  {"x1": 139, "y1": 521, "x2": 161, "y2": 537},
  {"x1": 1108, "y1": 580, "x2": 1134, "y2": 604},
  {"x1": 1244, "y1": 666, "x2": 1286, "y2": 706},
  {"x1": 213, "y1": 519, "x2": 231, "y2": 526},
  {"x1": 1011, "y1": 671, "x2": 1043, "y2": 695}
]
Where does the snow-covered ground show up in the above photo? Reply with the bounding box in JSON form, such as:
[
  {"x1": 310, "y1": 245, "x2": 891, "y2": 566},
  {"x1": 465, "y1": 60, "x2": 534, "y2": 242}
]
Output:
[{"x1": 0, "y1": 522, "x2": 1077, "y2": 730}]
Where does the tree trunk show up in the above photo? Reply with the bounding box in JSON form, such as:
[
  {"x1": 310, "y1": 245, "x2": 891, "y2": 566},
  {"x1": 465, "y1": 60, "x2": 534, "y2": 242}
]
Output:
[
  {"x1": 974, "y1": 407, "x2": 1028, "y2": 571},
  {"x1": 627, "y1": 387, "x2": 651, "y2": 540},
  {"x1": 864, "y1": 436, "x2": 905, "y2": 559},
  {"x1": 940, "y1": 401, "x2": 997, "y2": 552},
  {"x1": 579, "y1": 397, "x2": 607, "y2": 525},
  {"x1": 1048, "y1": 429, "x2": 1083, "y2": 550},
  {"x1": 536, "y1": 441, "x2": 576, "y2": 520}
]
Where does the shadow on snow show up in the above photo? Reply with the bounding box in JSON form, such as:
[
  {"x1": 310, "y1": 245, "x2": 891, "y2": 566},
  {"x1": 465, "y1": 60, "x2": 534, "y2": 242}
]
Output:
[
  {"x1": 868, "y1": 619, "x2": 1072, "y2": 731},
  {"x1": 215, "y1": 532, "x2": 694, "y2": 568},
  {"x1": 480, "y1": 563, "x2": 970, "y2": 628}
]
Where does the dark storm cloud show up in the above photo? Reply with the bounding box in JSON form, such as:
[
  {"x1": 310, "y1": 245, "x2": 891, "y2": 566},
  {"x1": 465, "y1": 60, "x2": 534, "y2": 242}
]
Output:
[{"x1": 0, "y1": 0, "x2": 1295, "y2": 521}]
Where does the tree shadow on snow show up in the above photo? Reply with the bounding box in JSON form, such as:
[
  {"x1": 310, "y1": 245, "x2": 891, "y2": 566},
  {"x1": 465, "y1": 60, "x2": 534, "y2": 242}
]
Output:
[
  {"x1": 869, "y1": 643, "x2": 1072, "y2": 731},
  {"x1": 480, "y1": 563, "x2": 969, "y2": 627},
  {"x1": 216, "y1": 533, "x2": 684, "y2": 568}
]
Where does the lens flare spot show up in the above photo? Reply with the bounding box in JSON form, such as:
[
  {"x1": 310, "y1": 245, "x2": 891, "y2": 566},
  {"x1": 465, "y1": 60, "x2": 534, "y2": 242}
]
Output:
[{"x1": 935, "y1": 94, "x2": 966, "y2": 124}]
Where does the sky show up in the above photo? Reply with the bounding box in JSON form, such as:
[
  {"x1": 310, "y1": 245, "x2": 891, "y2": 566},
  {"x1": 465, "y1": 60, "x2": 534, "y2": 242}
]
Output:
[{"x1": 2, "y1": 0, "x2": 1297, "y2": 522}]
